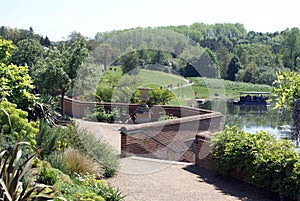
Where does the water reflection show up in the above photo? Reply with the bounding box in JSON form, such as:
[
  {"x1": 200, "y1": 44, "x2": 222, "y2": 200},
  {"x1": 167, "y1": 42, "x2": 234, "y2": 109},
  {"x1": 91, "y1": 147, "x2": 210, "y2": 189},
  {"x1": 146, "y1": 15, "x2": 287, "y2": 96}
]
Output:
[{"x1": 199, "y1": 100, "x2": 292, "y2": 140}]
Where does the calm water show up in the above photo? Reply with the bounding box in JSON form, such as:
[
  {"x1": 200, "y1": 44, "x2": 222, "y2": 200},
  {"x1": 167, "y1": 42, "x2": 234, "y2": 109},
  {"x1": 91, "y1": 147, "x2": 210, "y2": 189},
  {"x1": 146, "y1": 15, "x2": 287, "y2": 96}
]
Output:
[{"x1": 198, "y1": 100, "x2": 292, "y2": 140}]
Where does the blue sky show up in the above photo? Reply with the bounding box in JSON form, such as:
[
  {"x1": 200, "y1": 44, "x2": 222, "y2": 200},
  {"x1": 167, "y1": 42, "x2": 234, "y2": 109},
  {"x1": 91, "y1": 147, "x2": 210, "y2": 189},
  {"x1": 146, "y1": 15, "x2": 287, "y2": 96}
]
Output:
[{"x1": 1, "y1": 0, "x2": 299, "y2": 41}]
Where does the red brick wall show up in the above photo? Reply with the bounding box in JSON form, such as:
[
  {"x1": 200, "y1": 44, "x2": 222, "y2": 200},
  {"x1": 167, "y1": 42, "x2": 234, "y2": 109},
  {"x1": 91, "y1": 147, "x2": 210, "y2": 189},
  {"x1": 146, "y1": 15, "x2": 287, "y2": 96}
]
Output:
[
  {"x1": 120, "y1": 114, "x2": 222, "y2": 163},
  {"x1": 63, "y1": 97, "x2": 223, "y2": 163},
  {"x1": 194, "y1": 134, "x2": 214, "y2": 170}
]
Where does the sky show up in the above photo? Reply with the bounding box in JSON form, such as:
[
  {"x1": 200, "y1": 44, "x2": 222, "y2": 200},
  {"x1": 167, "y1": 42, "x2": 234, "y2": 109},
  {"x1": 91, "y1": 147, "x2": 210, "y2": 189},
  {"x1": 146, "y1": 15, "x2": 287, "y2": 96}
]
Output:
[{"x1": 1, "y1": 0, "x2": 300, "y2": 41}]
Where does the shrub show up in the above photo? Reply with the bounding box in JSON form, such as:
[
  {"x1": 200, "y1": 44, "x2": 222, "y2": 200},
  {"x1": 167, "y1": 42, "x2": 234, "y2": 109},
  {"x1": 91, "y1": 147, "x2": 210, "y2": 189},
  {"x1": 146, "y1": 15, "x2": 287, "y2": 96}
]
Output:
[
  {"x1": 0, "y1": 101, "x2": 39, "y2": 149},
  {"x1": 0, "y1": 141, "x2": 61, "y2": 200},
  {"x1": 62, "y1": 148, "x2": 102, "y2": 176},
  {"x1": 96, "y1": 86, "x2": 113, "y2": 102},
  {"x1": 53, "y1": 173, "x2": 125, "y2": 201},
  {"x1": 158, "y1": 111, "x2": 177, "y2": 121},
  {"x1": 36, "y1": 162, "x2": 59, "y2": 185},
  {"x1": 211, "y1": 126, "x2": 300, "y2": 199},
  {"x1": 147, "y1": 87, "x2": 175, "y2": 105},
  {"x1": 36, "y1": 120, "x2": 67, "y2": 159},
  {"x1": 64, "y1": 126, "x2": 119, "y2": 177}
]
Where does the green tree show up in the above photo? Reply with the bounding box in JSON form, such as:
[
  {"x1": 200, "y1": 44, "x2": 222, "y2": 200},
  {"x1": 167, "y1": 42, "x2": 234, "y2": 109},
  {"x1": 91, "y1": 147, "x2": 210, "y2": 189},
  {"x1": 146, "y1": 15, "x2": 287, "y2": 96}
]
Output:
[
  {"x1": 227, "y1": 55, "x2": 241, "y2": 81},
  {"x1": 32, "y1": 33, "x2": 89, "y2": 114},
  {"x1": 281, "y1": 28, "x2": 300, "y2": 71},
  {"x1": 92, "y1": 43, "x2": 120, "y2": 72},
  {"x1": 236, "y1": 63, "x2": 259, "y2": 83},
  {"x1": 272, "y1": 71, "x2": 300, "y2": 140},
  {"x1": 120, "y1": 50, "x2": 139, "y2": 74},
  {"x1": 0, "y1": 37, "x2": 14, "y2": 62},
  {"x1": 216, "y1": 46, "x2": 231, "y2": 79},
  {"x1": 9, "y1": 38, "x2": 43, "y2": 69}
]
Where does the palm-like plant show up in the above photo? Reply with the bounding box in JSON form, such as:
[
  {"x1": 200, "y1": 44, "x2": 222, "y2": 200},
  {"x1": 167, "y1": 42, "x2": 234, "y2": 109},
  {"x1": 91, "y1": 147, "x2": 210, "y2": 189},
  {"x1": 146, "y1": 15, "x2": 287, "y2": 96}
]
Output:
[
  {"x1": 0, "y1": 142, "x2": 57, "y2": 201},
  {"x1": 0, "y1": 107, "x2": 65, "y2": 201}
]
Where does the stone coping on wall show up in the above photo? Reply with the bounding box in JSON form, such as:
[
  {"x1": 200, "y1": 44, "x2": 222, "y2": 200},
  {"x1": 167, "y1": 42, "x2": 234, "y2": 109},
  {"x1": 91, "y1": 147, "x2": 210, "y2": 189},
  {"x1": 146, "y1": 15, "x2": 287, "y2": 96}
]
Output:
[
  {"x1": 119, "y1": 112, "x2": 222, "y2": 134},
  {"x1": 63, "y1": 96, "x2": 221, "y2": 120}
]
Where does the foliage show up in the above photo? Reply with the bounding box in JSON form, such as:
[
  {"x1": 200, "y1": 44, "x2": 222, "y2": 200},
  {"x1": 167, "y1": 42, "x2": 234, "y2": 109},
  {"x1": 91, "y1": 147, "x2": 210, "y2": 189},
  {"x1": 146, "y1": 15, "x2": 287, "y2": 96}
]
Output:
[
  {"x1": 147, "y1": 87, "x2": 175, "y2": 105},
  {"x1": 36, "y1": 162, "x2": 59, "y2": 185},
  {"x1": 57, "y1": 126, "x2": 119, "y2": 177},
  {"x1": 61, "y1": 148, "x2": 102, "y2": 176},
  {"x1": 112, "y1": 74, "x2": 141, "y2": 103},
  {"x1": 0, "y1": 37, "x2": 14, "y2": 62},
  {"x1": 0, "y1": 63, "x2": 37, "y2": 112},
  {"x1": 227, "y1": 55, "x2": 241, "y2": 81},
  {"x1": 191, "y1": 77, "x2": 272, "y2": 92},
  {"x1": 92, "y1": 43, "x2": 120, "y2": 72},
  {"x1": 272, "y1": 71, "x2": 300, "y2": 111},
  {"x1": 85, "y1": 106, "x2": 121, "y2": 123},
  {"x1": 0, "y1": 142, "x2": 60, "y2": 201},
  {"x1": 0, "y1": 101, "x2": 39, "y2": 148},
  {"x1": 96, "y1": 86, "x2": 113, "y2": 102},
  {"x1": 120, "y1": 50, "x2": 139, "y2": 74},
  {"x1": 32, "y1": 33, "x2": 89, "y2": 115},
  {"x1": 272, "y1": 71, "x2": 300, "y2": 140},
  {"x1": 236, "y1": 63, "x2": 259, "y2": 83},
  {"x1": 34, "y1": 94, "x2": 60, "y2": 126},
  {"x1": 9, "y1": 38, "x2": 43, "y2": 68},
  {"x1": 211, "y1": 126, "x2": 300, "y2": 199},
  {"x1": 158, "y1": 111, "x2": 177, "y2": 121},
  {"x1": 53, "y1": 173, "x2": 125, "y2": 201},
  {"x1": 36, "y1": 120, "x2": 67, "y2": 159}
]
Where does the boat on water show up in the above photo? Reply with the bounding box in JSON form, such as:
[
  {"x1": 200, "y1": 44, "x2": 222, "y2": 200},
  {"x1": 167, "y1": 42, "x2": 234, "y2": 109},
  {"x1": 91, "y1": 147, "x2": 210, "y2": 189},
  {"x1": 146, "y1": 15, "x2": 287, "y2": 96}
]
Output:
[{"x1": 233, "y1": 91, "x2": 270, "y2": 105}]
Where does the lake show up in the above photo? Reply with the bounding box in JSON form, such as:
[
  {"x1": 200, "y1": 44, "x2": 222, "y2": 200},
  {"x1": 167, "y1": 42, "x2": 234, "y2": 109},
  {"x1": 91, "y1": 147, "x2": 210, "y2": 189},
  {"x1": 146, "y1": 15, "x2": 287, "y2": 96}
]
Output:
[{"x1": 198, "y1": 100, "x2": 292, "y2": 140}]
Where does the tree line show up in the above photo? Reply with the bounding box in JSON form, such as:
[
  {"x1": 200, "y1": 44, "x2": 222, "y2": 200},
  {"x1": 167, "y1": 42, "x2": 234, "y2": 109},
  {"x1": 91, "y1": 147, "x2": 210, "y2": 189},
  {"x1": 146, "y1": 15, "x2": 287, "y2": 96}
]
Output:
[{"x1": 1, "y1": 23, "x2": 300, "y2": 105}]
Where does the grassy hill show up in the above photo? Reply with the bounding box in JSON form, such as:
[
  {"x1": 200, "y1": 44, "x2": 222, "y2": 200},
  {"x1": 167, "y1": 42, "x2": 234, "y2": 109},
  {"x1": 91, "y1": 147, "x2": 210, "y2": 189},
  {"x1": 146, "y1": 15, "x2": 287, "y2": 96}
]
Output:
[
  {"x1": 137, "y1": 69, "x2": 273, "y2": 106},
  {"x1": 138, "y1": 69, "x2": 188, "y2": 88}
]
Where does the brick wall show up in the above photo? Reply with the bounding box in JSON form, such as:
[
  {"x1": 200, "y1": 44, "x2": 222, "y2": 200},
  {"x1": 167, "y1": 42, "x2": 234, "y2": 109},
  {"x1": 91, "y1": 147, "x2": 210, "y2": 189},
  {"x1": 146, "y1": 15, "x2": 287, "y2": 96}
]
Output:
[
  {"x1": 63, "y1": 97, "x2": 214, "y2": 120},
  {"x1": 63, "y1": 97, "x2": 223, "y2": 163},
  {"x1": 120, "y1": 113, "x2": 222, "y2": 163},
  {"x1": 194, "y1": 132, "x2": 214, "y2": 170}
]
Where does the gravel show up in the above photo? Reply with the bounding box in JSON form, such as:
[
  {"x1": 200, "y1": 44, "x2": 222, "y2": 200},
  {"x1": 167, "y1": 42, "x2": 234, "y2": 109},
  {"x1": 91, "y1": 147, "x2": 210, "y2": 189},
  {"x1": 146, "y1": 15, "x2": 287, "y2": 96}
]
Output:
[{"x1": 76, "y1": 119, "x2": 280, "y2": 201}]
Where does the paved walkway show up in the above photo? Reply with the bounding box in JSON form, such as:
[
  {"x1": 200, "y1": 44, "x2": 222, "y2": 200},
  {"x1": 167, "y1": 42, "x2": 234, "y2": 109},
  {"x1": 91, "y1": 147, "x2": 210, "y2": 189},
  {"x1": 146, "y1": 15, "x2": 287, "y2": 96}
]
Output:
[{"x1": 75, "y1": 119, "x2": 279, "y2": 201}]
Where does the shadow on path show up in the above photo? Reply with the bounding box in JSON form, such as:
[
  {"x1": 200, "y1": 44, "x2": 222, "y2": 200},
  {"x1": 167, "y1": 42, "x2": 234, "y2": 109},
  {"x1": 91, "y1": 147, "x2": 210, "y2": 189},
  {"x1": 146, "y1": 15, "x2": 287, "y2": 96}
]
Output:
[{"x1": 183, "y1": 165, "x2": 281, "y2": 201}]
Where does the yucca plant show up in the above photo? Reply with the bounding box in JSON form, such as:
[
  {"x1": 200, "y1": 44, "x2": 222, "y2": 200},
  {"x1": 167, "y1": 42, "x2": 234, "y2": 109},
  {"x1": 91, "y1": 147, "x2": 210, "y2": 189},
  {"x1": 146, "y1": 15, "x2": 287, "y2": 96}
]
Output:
[
  {"x1": 0, "y1": 107, "x2": 65, "y2": 201},
  {"x1": 0, "y1": 142, "x2": 60, "y2": 200}
]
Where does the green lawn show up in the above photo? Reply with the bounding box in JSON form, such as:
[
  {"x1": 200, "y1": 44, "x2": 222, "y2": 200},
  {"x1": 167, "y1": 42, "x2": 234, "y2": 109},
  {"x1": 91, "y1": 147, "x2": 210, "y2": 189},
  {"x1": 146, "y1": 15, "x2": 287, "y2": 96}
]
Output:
[
  {"x1": 138, "y1": 69, "x2": 188, "y2": 88},
  {"x1": 98, "y1": 68, "x2": 273, "y2": 106}
]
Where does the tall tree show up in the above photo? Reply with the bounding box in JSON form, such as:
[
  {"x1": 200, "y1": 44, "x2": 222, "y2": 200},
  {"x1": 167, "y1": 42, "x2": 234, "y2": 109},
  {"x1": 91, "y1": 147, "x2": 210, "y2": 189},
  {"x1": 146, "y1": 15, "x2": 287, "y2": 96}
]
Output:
[
  {"x1": 32, "y1": 32, "x2": 89, "y2": 114},
  {"x1": 216, "y1": 46, "x2": 232, "y2": 79},
  {"x1": 92, "y1": 43, "x2": 120, "y2": 72},
  {"x1": 281, "y1": 28, "x2": 300, "y2": 71},
  {"x1": 9, "y1": 38, "x2": 43, "y2": 70},
  {"x1": 227, "y1": 55, "x2": 241, "y2": 81},
  {"x1": 120, "y1": 48, "x2": 139, "y2": 74}
]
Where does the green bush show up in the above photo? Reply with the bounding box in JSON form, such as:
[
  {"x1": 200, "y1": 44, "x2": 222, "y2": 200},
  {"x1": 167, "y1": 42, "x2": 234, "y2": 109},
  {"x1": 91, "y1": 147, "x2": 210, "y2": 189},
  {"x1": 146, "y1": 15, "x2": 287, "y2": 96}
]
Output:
[
  {"x1": 211, "y1": 126, "x2": 300, "y2": 199},
  {"x1": 96, "y1": 86, "x2": 113, "y2": 102},
  {"x1": 0, "y1": 141, "x2": 61, "y2": 200},
  {"x1": 60, "y1": 125, "x2": 119, "y2": 177},
  {"x1": 62, "y1": 148, "x2": 102, "y2": 176},
  {"x1": 36, "y1": 162, "x2": 59, "y2": 185},
  {"x1": 148, "y1": 87, "x2": 175, "y2": 105},
  {"x1": 53, "y1": 173, "x2": 125, "y2": 201},
  {"x1": 36, "y1": 120, "x2": 67, "y2": 159},
  {"x1": 84, "y1": 106, "x2": 121, "y2": 123},
  {"x1": 0, "y1": 101, "x2": 39, "y2": 148}
]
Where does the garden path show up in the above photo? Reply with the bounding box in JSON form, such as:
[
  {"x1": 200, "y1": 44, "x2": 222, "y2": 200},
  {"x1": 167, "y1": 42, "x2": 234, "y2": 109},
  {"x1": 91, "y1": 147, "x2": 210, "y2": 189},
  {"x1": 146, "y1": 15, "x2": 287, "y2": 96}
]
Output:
[{"x1": 75, "y1": 119, "x2": 279, "y2": 201}]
